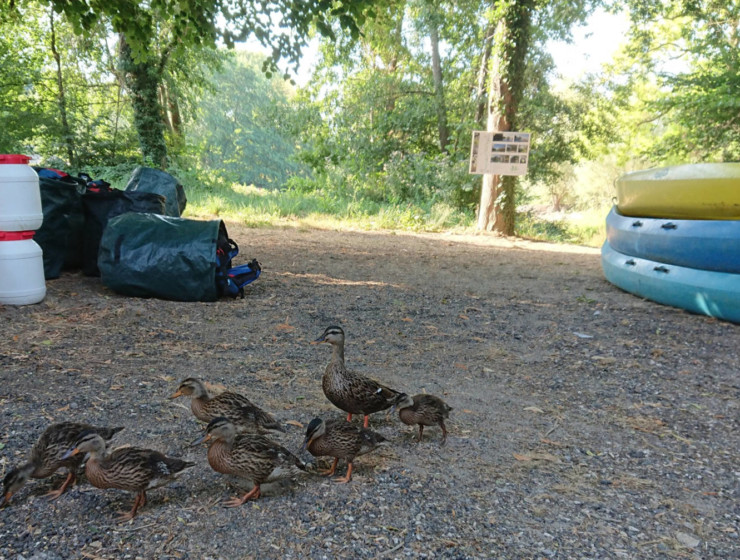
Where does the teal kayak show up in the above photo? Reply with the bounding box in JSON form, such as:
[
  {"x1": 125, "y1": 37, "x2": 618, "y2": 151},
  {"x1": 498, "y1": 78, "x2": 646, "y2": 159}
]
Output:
[{"x1": 601, "y1": 241, "x2": 740, "y2": 323}]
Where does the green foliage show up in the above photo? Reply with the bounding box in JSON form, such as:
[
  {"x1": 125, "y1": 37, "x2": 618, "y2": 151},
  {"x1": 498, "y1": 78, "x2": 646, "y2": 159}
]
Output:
[
  {"x1": 6, "y1": 0, "x2": 377, "y2": 71},
  {"x1": 516, "y1": 208, "x2": 605, "y2": 246},
  {"x1": 184, "y1": 51, "x2": 308, "y2": 189},
  {"x1": 0, "y1": 2, "x2": 140, "y2": 163},
  {"x1": 180, "y1": 172, "x2": 473, "y2": 232},
  {"x1": 592, "y1": 0, "x2": 740, "y2": 162}
]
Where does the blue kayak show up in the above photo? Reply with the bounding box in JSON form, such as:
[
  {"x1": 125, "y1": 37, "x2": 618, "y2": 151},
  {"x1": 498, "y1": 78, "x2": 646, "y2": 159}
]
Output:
[
  {"x1": 601, "y1": 241, "x2": 740, "y2": 323},
  {"x1": 606, "y1": 206, "x2": 740, "y2": 273}
]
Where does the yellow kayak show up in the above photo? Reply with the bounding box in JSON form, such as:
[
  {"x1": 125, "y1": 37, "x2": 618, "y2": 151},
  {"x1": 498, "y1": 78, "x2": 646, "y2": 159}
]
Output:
[{"x1": 616, "y1": 163, "x2": 740, "y2": 220}]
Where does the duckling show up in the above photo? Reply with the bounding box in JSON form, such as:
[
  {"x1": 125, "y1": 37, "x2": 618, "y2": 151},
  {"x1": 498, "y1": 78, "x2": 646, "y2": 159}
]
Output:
[
  {"x1": 392, "y1": 393, "x2": 452, "y2": 445},
  {"x1": 170, "y1": 377, "x2": 284, "y2": 434},
  {"x1": 61, "y1": 431, "x2": 194, "y2": 521},
  {"x1": 1, "y1": 422, "x2": 123, "y2": 506},
  {"x1": 312, "y1": 326, "x2": 401, "y2": 428},
  {"x1": 300, "y1": 417, "x2": 386, "y2": 483},
  {"x1": 193, "y1": 417, "x2": 306, "y2": 507}
]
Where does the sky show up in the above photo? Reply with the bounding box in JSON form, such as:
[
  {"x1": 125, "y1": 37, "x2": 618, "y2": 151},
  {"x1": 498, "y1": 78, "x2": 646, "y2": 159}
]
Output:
[{"x1": 547, "y1": 8, "x2": 631, "y2": 81}]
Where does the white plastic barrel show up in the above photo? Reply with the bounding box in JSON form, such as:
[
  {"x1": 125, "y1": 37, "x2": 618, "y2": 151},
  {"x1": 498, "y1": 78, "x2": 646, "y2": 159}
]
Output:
[
  {"x1": 0, "y1": 154, "x2": 43, "y2": 231},
  {"x1": 0, "y1": 230, "x2": 46, "y2": 305}
]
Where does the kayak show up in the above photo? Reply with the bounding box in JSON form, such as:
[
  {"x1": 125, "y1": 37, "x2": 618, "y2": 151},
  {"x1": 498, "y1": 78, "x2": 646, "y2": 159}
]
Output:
[
  {"x1": 605, "y1": 206, "x2": 740, "y2": 273},
  {"x1": 616, "y1": 163, "x2": 740, "y2": 220},
  {"x1": 601, "y1": 241, "x2": 740, "y2": 323}
]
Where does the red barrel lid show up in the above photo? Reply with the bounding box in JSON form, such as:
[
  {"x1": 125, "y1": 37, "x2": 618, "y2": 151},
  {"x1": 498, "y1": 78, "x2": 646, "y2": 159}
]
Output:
[
  {"x1": 0, "y1": 154, "x2": 32, "y2": 164},
  {"x1": 0, "y1": 230, "x2": 36, "y2": 240}
]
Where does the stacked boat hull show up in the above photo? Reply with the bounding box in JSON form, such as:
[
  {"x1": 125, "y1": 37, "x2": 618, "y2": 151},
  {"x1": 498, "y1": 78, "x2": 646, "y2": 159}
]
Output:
[{"x1": 602, "y1": 163, "x2": 740, "y2": 323}]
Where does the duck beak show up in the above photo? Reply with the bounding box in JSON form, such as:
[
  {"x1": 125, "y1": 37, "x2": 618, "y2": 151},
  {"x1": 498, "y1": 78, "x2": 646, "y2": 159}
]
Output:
[
  {"x1": 60, "y1": 447, "x2": 80, "y2": 461},
  {"x1": 170, "y1": 389, "x2": 183, "y2": 399},
  {"x1": 190, "y1": 433, "x2": 212, "y2": 447},
  {"x1": 310, "y1": 335, "x2": 326, "y2": 345},
  {"x1": 300, "y1": 436, "x2": 312, "y2": 452}
]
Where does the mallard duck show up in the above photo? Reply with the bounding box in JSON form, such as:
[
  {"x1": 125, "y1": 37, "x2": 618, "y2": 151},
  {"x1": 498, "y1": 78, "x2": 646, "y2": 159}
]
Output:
[
  {"x1": 300, "y1": 417, "x2": 386, "y2": 483},
  {"x1": 193, "y1": 417, "x2": 306, "y2": 507},
  {"x1": 312, "y1": 326, "x2": 401, "y2": 428},
  {"x1": 170, "y1": 377, "x2": 284, "y2": 434},
  {"x1": 392, "y1": 393, "x2": 452, "y2": 445},
  {"x1": 1, "y1": 422, "x2": 123, "y2": 506},
  {"x1": 61, "y1": 431, "x2": 195, "y2": 521}
]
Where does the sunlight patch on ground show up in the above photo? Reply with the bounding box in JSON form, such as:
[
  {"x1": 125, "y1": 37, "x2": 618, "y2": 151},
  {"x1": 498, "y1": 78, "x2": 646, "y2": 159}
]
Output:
[{"x1": 277, "y1": 271, "x2": 404, "y2": 288}]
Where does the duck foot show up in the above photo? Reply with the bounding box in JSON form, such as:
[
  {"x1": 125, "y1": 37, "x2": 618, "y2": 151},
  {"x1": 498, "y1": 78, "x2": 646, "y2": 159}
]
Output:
[
  {"x1": 117, "y1": 491, "x2": 146, "y2": 522},
  {"x1": 223, "y1": 485, "x2": 261, "y2": 507},
  {"x1": 333, "y1": 463, "x2": 353, "y2": 483},
  {"x1": 319, "y1": 458, "x2": 339, "y2": 477},
  {"x1": 45, "y1": 471, "x2": 76, "y2": 500}
]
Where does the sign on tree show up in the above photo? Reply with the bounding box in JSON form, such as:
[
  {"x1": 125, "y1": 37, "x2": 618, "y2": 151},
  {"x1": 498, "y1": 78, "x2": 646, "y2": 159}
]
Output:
[{"x1": 469, "y1": 131, "x2": 531, "y2": 176}]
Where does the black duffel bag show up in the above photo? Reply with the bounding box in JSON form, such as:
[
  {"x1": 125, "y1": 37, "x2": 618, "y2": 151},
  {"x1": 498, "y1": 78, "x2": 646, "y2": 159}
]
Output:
[
  {"x1": 33, "y1": 169, "x2": 86, "y2": 279},
  {"x1": 81, "y1": 189, "x2": 166, "y2": 276}
]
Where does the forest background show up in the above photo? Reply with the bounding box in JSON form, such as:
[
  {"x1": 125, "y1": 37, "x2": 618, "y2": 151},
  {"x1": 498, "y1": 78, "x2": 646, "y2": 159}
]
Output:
[{"x1": 1, "y1": 0, "x2": 737, "y2": 247}]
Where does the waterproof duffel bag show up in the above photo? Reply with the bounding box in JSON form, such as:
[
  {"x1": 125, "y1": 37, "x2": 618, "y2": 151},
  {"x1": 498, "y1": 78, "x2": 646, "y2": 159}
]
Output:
[
  {"x1": 124, "y1": 166, "x2": 187, "y2": 217},
  {"x1": 98, "y1": 213, "x2": 229, "y2": 302}
]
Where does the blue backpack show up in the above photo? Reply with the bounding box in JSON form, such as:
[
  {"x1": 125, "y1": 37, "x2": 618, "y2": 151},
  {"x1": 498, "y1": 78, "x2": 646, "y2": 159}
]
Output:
[{"x1": 216, "y1": 234, "x2": 261, "y2": 298}]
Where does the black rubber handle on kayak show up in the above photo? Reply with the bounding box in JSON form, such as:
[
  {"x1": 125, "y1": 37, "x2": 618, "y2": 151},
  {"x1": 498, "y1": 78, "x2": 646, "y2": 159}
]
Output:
[
  {"x1": 653, "y1": 266, "x2": 670, "y2": 273},
  {"x1": 625, "y1": 259, "x2": 636, "y2": 266},
  {"x1": 661, "y1": 222, "x2": 677, "y2": 230},
  {"x1": 631, "y1": 220, "x2": 643, "y2": 227}
]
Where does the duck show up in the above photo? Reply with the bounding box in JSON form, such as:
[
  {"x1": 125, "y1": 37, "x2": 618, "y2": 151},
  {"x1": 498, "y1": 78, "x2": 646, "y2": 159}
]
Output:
[
  {"x1": 392, "y1": 393, "x2": 452, "y2": 445},
  {"x1": 1, "y1": 422, "x2": 124, "y2": 506},
  {"x1": 193, "y1": 417, "x2": 306, "y2": 507},
  {"x1": 170, "y1": 377, "x2": 284, "y2": 434},
  {"x1": 312, "y1": 326, "x2": 401, "y2": 428},
  {"x1": 300, "y1": 417, "x2": 386, "y2": 483},
  {"x1": 61, "y1": 431, "x2": 195, "y2": 521}
]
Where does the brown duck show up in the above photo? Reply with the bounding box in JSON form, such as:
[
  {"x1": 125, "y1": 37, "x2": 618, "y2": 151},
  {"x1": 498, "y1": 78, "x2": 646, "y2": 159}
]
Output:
[
  {"x1": 193, "y1": 417, "x2": 306, "y2": 507},
  {"x1": 300, "y1": 417, "x2": 386, "y2": 483},
  {"x1": 170, "y1": 377, "x2": 284, "y2": 434},
  {"x1": 312, "y1": 326, "x2": 400, "y2": 428},
  {"x1": 62, "y1": 431, "x2": 194, "y2": 521},
  {"x1": 1, "y1": 422, "x2": 123, "y2": 506},
  {"x1": 392, "y1": 393, "x2": 452, "y2": 445}
]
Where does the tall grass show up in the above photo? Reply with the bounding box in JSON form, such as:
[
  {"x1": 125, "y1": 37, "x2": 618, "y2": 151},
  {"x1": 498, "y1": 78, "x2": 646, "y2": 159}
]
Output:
[
  {"x1": 516, "y1": 208, "x2": 608, "y2": 248},
  {"x1": 87, "y1": 162, "x2": 609, "y2": 246},
  {"x1": 183, "y1": 181, "x2": 475, "y2": 233}
]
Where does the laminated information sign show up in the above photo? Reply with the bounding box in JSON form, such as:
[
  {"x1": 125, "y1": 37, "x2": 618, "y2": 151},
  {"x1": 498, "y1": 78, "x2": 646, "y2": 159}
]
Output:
[{"x1": 469, "y1": 131, "x2": 531, "y2": 176}]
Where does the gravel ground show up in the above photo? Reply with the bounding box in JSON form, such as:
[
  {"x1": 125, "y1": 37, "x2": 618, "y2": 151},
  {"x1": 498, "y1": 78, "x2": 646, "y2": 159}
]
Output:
[{"x1": 1, "y1": 226, "x2": 738, "y2": 560}]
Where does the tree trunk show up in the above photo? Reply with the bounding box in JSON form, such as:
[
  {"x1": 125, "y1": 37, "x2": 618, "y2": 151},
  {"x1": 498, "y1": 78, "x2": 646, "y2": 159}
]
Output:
[
  {"x1": 429, "y1": 19, "x2": 449, "y2": 154},
  {"x1": 167, "y1": 88, "x2": 182, "y2": 137},
  {"x1": 474, "y1": 24, "x2": 495, "y2": 127},
  {"x1": 384, "y1": 3, "x2": 405, "y2": 114},
  {"x1": 118, "y1": 34, "x2": 168, "y2": 168},
  {"x1": 49, "y1": 9, "x2": 75, "y2": 166},
  {"x1": 159, "y1": 85, "x2": 173, "y2": 135},
  {"x1": 477, "y1": 0, "x2": 534, "y2": 234}
]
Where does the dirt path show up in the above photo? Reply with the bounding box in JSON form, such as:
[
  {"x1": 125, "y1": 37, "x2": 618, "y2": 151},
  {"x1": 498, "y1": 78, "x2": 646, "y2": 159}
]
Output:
[{"x1": 1, "y1": 225, "x2": 738, "y2": 559}]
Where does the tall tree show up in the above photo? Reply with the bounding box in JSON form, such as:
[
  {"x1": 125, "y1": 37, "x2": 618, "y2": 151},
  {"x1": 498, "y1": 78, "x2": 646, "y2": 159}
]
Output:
[
  {"x1": 425, "y1": 4, "x2": 450, "y2": 153},
  {"x1": 49, "y1": 7, "x2": 75, "y2": 165},
  {"x1": 477, "y1": 0, "x2": 535, "y2": 234}
]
